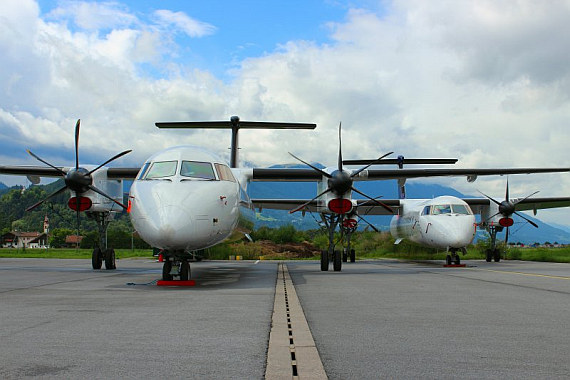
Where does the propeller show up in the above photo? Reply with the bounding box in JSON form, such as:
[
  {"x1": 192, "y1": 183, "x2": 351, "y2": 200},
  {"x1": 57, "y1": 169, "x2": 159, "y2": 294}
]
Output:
[
  {"x1": 289, "y1": 122, "x2": 394, "y2": 215},
  {"x1": 478, "y1": 178, "x2": 539, "y2": 243},
  {"x1": 26, "y1": 119, "x2": 132, "y2": 241}
]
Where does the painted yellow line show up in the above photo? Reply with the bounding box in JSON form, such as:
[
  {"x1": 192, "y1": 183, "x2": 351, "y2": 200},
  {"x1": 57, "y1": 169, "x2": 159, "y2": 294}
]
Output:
[{"x1": 477, "y1": 268, "x2": 570, "y2": 280}]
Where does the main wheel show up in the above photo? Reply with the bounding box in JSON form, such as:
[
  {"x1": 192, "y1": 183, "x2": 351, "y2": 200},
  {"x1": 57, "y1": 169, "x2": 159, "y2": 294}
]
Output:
[
  {"x1": 162, "y1": 260, "x2": 173, "y2": 281},
  {"x1": 485, "y1": 249, "x2": 492, "y2": 262},
  {"x1": 320, "y1": 250, "x2": 329, "y2": 271},
  {"x1": 342, "y1": 249, "x2": 348, "y2": 262},
  {"x1": 180, "y1": 261, "x2": 190, "y2": 281},
  {"x1": 455, "y1": 255, "x2": 461, "y2": 265},
  {"x1": 104, "y1": 249, "x2": 116, "y2": 270},
  {"x1": 350, "y1": 249, "x2": 356, "y2": 263},
  {"x1": 333, "y1": 250, "x2": 342, "y2": 272},
  {"x1": 446, "y1": 255, "x2": 452, "y2": 265},
  {"x1": 92, "y1": 248, "x2": 102, "y2": 269},
  {"x1": 493, "y1": 249, "x2": 501, "y2": 262}
]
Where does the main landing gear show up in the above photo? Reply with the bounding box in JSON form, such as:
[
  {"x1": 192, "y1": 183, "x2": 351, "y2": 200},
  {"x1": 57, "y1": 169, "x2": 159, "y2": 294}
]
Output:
[
  {"x1": 485, "y1": 225, "x2": 502, "y2": 262},
  {"x1": 87, "y1": 211, "x2": 116, "y2": 270},
  {"x1": 319, "y1": 214, "x2": 357, "y2": 272}
]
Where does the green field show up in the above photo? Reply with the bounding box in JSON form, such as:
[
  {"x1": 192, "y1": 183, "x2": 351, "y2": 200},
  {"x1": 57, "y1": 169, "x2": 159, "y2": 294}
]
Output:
[{"x1": 2, "y1": 245, "x2": 569, "y2": 263}]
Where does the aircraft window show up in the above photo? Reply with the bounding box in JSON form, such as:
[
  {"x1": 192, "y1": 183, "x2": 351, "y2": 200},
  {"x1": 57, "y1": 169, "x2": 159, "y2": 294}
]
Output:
[
  {"x1": 215, "y1": 163, "x2": 236, "y2": 182},
  {"x1": 180, "y1": 161, "x2": 216, "y2": 180},
  {"x1": 145, "y1": 161, "x2": 177, "y2": 179},
  {"x1": 432, "y1": 204, "x2": 452, "y2": 215},
  {"x1": 421, "y1": 206, "x2": 431, "y2": 216},
  {"x1": 137, "y1": 162, "x2": 150, "y2": 180},
  {"x1": 451, "y1": 204, "x2": 472, "y2": 215}
]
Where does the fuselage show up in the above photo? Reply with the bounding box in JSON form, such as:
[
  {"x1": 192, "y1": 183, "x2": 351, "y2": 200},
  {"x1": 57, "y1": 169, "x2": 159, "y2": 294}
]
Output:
[
  {"x1": 390, "y1": 196, "x2": 476, "y2": 250},
  {"x1": 128, "y1": 146, "x2": 254, "y2": 251}
]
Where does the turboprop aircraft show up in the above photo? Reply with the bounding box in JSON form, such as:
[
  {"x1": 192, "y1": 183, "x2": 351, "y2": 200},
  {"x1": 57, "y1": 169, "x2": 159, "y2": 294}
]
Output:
[
  {"x1": 250, "y1": 125, "x2": 570, "y2": 270},
  {"x1": 1, "y1": 117, "x2": 570, "y2": 279}
]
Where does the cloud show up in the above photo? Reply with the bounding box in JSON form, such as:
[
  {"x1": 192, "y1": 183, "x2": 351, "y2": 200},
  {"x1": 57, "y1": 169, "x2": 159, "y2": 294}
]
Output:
[
  {"x1": 153, "y1": 9, "x2": 216, "y2": 38},
  {"x1": 0, "y1": 0, "x2": 568, "y2": 224}
]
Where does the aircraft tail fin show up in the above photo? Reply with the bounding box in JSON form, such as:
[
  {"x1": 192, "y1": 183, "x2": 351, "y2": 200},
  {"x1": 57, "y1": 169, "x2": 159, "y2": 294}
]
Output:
[{"x1": 156, "y1": 116, "x2": 316, "y2": 168}]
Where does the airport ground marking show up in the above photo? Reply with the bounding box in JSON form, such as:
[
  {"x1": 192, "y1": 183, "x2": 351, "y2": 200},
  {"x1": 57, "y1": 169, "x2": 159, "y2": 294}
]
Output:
[
  {"x1": 477, "y1": 268, "x2": 570, "y2": 280},
  {"x1": 265, "y1": 262, "x2": 327, "y2": 380}
]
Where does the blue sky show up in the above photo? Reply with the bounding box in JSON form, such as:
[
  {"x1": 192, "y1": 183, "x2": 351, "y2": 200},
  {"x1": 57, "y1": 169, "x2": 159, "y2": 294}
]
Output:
[{"x1": 1, "y1": 0, "x2": 569, "y2": 225}]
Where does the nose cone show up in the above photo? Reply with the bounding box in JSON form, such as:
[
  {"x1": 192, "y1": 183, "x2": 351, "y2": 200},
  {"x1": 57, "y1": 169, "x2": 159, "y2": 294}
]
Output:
[
  {"x1": 129, "y1": 181, "x2": 196, "y2": 249},
  {"x1": 141, "y1": 205, "x2": 194, "y2": 249},
  {"x1": 444, "y1": 216, "x2": 476, "y2": 248}
]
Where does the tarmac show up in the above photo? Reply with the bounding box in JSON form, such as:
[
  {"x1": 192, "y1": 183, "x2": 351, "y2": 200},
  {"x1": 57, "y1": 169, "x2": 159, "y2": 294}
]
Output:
[{"x1": 1, "y1": 257, "x2": 569, "y2": 379}]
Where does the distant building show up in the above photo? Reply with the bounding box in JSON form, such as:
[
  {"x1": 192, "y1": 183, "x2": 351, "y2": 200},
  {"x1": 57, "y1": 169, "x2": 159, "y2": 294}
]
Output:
[
  {"x1": 1, "y1": 231, "x2": 49, "y2": 249},
  {"x1": 65, "y1": 235, "x2": 83, "y2": 248}
]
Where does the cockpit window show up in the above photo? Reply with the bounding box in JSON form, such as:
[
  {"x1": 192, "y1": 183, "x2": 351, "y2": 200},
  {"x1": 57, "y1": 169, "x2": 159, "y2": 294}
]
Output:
[
  {"x1": 422, "y1": 206, "x2": 431, "y2": 216},
  {"x1": 145, "y1": 161, "x2": 177, "y2": 179},
  {"x1": 451, "y1": 204, "x2": 472, "y2": 215},
  {"x1": 214, "y1": 163, "x2": 236, "y2": 182},
  {"x1": 429, "y1": 204, "x2": 472, "y2": 215},
  {"x1": 180, "y1": 161, "x2": 216, "y2": 180},
  {"x1": 137, "y1": 162, "x2": 150, "y2": 180},
  {"x1": 432, "y1": 204, "x2": 452, "y2": 215}
]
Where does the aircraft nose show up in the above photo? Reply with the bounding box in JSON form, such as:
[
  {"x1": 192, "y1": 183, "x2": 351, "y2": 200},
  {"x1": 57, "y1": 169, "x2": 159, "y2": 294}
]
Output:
[
  {"x1": 445, "y1": 217, "x2": 475, "y2": 247},
  {"x1": 149, "y1": 205, "x2": 194, "y2": 248}
]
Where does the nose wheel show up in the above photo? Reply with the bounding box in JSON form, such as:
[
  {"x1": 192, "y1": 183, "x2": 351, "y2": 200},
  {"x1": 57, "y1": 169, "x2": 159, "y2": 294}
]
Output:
[{"x1": 162, "y1": 259, "x2": 191, "y2": 281}]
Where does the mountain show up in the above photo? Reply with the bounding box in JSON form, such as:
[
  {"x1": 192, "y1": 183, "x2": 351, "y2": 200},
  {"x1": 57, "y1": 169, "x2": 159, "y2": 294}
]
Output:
[{"x1": 248, "y1": 167, "x2": 570, "y2": 244}]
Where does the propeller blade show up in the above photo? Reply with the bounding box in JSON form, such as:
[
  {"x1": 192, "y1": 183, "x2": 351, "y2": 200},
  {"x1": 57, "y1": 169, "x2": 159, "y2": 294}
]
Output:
[
  {"x1": 505, "y1": 226, "x2": 509, "y2": 244},
  {"x1": 26, "y1": 150, "x2": 67, "y2": 176},
  {"x1": 88, "y1": 149, "x2": 132, "y2": 175},
  {"x1": 514, "y1": 211, "x2": 539, "y2": 228},
  {"x1": 25, "y1": 185, "x2": 68, "y2": 211},
  {"x1": 505, "y1": 177, "x2": 509, "y2": 201},
  {"x1": 338, "y1": 122, "x2": 343, "y2": 172},
  {"x1": 477, "y1": 190, "x2": 502, "y2": 206},
  {"x1": 75, "y1": 119, "x2": 80, "y2": 169},
  {"x1": 351, "y1": 151, "x2": 394, "y2": 178},
  {"x1": 87, "y1": 185, "x2": 128, "y2": 210},
  {"x1": 358, "y1": 214, "x2": 379, "y2": 232},
  {"x1": 288, "y1": 152, "x2": 332, "y2": 178},
  {"x1": 289, "y1": 188, "x2": 332, "y2": 214},
  {"x1": 512, "y1": 191, "x2": 540, "y2": 205},
  {"x1": 351, "y1": 187, "x2": 393, "y2": 214}
]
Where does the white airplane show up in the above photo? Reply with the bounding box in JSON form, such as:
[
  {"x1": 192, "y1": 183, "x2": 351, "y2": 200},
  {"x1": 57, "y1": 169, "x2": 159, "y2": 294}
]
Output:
[
  {"x1": 251, "y1": 126, "x2": 570, "y2": 270},
  {"x1": 2, "y1": 117, "x2": 570, "y2": 280}
]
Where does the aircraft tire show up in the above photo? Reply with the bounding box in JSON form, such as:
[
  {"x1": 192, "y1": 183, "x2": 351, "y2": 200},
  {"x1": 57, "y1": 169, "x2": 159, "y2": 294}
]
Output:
[
  {"x1": 455, "y1": 255, "x2": 460, "y2": 265},
  {"x1": 180, "y1": 261, "x2": 190, "y2": 281},
  {"x1": 162, "y1": 260, "x2": 173, "y2": 281},
  {"x1": 333, "y1": 250, "x2": 342, "y2": 272},
  {"x1": 485, "y1": 250, "x2": 492, "y2": 262},
  {"x1": 104, "y1": 249, "x2": 116, "y2": 270},
  {"x1": 342, "y1": 249, "x2": 348, "y2": 262},
  {"x1": 446, "y1": 255, "x2": 452, "y2": 265},
  {"x1": 350, "y1": 249, "x2": 356, "y2": 263},
  {"x1": 92, "y1": 248, "x2": 103, "y2": 270},
  {"x1": 493, "y1": 249, "x2": 501, "y2": 262},
  {"x1": 320, "y1": 250, "x2": 329, "y2": 271}
]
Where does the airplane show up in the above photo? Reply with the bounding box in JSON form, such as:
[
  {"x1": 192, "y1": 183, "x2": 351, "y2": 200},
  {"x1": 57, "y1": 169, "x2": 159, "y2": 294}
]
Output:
[
  {"x1": 250, "y1": 126, "x2": 570, "y2": 269},
  {"x1": 1, "y1": 117, "x2": 570, "y2": 280}
]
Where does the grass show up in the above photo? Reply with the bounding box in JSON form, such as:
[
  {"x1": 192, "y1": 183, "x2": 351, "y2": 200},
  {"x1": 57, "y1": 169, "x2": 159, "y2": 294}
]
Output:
[
  {"x1": 1, "y1": 246, "x2": 570, "y2": 263},
  {"x1": 0, "y1": 248, "x2": 153, "y2": 259}
]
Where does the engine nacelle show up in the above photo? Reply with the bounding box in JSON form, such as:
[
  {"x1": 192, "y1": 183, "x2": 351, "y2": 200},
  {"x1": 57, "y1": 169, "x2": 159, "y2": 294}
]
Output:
[{"x1": 66, "y1": 166, "x2": 124, "y2": 213}]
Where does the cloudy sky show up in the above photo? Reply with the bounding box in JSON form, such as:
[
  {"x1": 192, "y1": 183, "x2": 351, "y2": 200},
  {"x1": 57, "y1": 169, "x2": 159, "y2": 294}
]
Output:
[{"x1": 1, "y1": 0, "x2": 569, "y2": 225}]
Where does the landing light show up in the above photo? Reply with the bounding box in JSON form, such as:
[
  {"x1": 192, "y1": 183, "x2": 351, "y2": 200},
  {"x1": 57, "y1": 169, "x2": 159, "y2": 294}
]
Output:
[
  {"x1": 68, "y1": 196, "x2": 93, "y2": 212},
  {"x1": 328, "y1": 198, "x2": 352, "y2": 214},
  {"x1": 499, "y1": 217, "x2": 514, "y2": 227},
  {"x1": 343, "y1": 218, "x2": 357, "y2": 229}
]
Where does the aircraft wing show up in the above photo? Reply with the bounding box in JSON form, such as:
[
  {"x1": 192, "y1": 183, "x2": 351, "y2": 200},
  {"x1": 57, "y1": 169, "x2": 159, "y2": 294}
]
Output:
[
  {"x1": 251, "y1": 167, "x2": 570, "y2": 181},
  {"x1": 0, "y1": 166, "x2": 140, "y2": 179},
  {"x1": 252, "y1": 198, "x2": 401, "y2": 215},
  {"x1": 464, "y1": 197, "x2": 570, "y2": 214}
]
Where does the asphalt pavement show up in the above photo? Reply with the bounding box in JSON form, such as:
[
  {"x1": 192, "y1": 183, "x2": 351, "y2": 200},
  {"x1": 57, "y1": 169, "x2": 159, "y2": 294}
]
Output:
[{"x1": 1, "y1": 258, "x2": 569, "y2": 379}]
